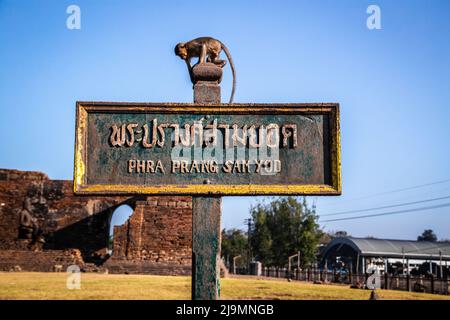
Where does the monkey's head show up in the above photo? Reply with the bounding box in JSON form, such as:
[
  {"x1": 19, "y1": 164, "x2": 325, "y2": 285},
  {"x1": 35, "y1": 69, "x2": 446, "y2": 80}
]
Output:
[{"x1": 174, "y1": 43, "x2": 188, "y2": 60}]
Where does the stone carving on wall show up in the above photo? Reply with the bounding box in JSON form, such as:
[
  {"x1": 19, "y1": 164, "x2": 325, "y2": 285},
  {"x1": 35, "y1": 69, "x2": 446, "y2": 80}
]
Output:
[{"x1": 18, "y1": 191, "x2": 45, "y2": 244}]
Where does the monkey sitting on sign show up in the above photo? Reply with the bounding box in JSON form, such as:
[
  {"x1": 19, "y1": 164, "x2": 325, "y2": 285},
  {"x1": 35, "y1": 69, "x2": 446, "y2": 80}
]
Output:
[{"x1": 174, "y1": 37, "x2": 236, "y2": 103}]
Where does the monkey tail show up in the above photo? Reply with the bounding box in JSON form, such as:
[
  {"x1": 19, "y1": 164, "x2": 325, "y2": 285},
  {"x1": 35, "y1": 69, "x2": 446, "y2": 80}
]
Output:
[{"x1": 219, "y1": 41, "x2": 236, "y2": 103}]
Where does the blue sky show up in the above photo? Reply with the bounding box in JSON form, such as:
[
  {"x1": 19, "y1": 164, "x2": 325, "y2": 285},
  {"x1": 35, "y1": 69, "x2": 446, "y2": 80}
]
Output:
[{"x1": 1, "y1": 0, "x2": 450, "y2": 240}]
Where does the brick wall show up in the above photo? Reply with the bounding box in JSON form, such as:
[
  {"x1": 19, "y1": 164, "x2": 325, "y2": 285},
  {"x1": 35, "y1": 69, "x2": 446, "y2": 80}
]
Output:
[
  {"x1": 0, "y1": 249, "x2": 85, "y2": 272},
  {"x1": 0, "y1": 168, "x2": 192, "y2": 274}
]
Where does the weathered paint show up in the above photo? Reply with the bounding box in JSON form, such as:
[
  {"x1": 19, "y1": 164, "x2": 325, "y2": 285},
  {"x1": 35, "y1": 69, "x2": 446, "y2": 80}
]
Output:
[
  {"x1": 74, "y1": 102, "x2": 341, "y2": 196},
  {"x1": 191, "y1": 79, "x2": 222, "y2": 301},
  {"x1": 192, "y1": 196, "x2": 221, "y2": 300}
]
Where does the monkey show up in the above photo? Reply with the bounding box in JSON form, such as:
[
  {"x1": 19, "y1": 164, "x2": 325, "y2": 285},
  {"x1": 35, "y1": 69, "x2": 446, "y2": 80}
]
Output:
[{"x1": 175, "y1": 37, "x2": 236, "y2": 103}]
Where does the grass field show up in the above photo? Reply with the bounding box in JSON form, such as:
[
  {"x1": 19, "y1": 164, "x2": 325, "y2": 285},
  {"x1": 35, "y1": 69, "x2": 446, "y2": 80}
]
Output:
[{"x1": 0, "y1": 272, "x2": 449, "y2": 300}]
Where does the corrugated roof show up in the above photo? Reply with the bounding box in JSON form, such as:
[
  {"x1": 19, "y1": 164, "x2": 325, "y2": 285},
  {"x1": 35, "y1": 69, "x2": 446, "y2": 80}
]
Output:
[{"x1": 322, "y1": 237, "x2": 450, "y2": 260}]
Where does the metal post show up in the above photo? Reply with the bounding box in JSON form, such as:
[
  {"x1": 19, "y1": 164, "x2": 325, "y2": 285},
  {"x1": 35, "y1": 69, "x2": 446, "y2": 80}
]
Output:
[
  {"x1": 384, "y1": 257, "x2": 388, "y2": 274},
  {"x1": 288, "y1": 258, "x2": 291, "y2": 275},
  {"x1": 406, "y1": 274, "x2": 411, "y2": 292},
  {"x1": 356, "y1": 254, "x2": 360, "y2": 274},
  {"x1": 288, "y1": 253, "x2": 299, "y2": 279},
  {"x1": 191, "y1": 64, "x2": 222, "y2": 300},
  {"x1": 445, "y1": 261, "x2": 449, "y2": 295},
  {"x1": 431, "y1": 274, "x2": 435, "y2": 293},
  {"x1": 246, "y1": 218, "x2": 252, "y2": 273},
  {"x1": 384, "y1": 257, "x2": 388, "y2": 289},
  {"x1": 348, "y1": 264, "x2": 352, "y2": 284},
  {"x1": 446, "y1": 260, "x2": 448, "y2": 279},
  {"x1": 232, "y1": 255, "x2": 241, "y2": 274},
  {"x1": 362, "y1": 257, "x2": 366, "y2": 274},
  {"x1": 402, "y1": 247, "x2": 405, "y2": 275},
  {"x1": 385, "y1": 271, "x2": 389, "y2": 290},
  {"x1": 406, "y1": 259, "x2": 410, "y2": 275},
  {"x1": 445, "y1": 260, "x2": 448, "y2": 295}
]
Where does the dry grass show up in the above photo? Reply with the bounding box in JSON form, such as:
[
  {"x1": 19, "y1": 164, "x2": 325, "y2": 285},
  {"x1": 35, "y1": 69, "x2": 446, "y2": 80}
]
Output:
[{"x1": 0, "y1": 272, "x2": 448, "y2": 300}]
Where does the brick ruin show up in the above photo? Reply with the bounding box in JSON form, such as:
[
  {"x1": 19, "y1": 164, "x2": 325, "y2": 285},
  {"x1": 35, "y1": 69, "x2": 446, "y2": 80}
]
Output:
[{"x1": 0, "y1": 168, "x2": 192, "y2": 275}]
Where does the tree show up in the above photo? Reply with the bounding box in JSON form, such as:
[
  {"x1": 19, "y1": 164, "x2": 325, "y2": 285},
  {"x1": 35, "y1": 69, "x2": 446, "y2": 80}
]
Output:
[
  {"x1": 221, "y1": 228, "x2": 248, "y2": 268},
  {"x1": 250, "y1": 197, "x2": 322, "y2": 268},
  {"x1": 250, "y1": 206, "x2": 272, "y2": 266},
  {"x1": 417, "y1": 229, "x2": 437, "y2": 242}
]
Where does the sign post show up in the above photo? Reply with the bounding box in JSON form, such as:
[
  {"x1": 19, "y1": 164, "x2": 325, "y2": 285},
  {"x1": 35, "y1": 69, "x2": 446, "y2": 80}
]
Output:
[
  {"x1": 192, "y1": 195, "x2": 221, "y2": 299},
  {"x1": 191, "y1": 63, "x2": 222, "y2": 300},
  {"x1": 73, "y1": 45, "x2": 341, "y2": 301}
]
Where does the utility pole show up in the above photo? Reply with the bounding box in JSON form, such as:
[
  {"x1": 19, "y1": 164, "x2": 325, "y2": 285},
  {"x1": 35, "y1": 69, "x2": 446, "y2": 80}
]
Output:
[{"x1": 245, "y1": 218, "x2": 252, "y2": 273}]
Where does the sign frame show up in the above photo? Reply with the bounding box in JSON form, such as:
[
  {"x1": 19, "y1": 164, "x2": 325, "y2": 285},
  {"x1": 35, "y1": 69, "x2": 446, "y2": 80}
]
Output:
[{"x1": 74, "y1": 102, "x2": 341, "y2": 196}]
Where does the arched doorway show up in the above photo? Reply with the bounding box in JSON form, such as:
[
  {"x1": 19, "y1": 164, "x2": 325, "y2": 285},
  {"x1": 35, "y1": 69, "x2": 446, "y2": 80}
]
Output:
[{"x1": 108, "y1": 204, "x2": 134, "y2": 255}]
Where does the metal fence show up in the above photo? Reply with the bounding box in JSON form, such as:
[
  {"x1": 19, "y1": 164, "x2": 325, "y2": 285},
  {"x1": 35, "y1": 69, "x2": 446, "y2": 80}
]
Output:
[{"x1": 235, "y1": 267, "x2": 449, "y2": 296}]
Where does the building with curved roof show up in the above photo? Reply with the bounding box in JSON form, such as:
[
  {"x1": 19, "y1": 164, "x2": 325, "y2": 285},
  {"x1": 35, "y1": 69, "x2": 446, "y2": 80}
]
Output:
[{"x1": 320, "y1": 237, "x2": 450, "y2": 275}]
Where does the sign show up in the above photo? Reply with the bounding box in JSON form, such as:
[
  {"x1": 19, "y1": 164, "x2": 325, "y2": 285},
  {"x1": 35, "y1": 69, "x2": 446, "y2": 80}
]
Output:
[{"x1": 74, "y1": 102, "x2": 341, "y2": 195}]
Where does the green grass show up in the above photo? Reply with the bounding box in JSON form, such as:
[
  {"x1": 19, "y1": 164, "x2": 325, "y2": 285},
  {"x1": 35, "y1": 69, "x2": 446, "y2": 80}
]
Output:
[{"x1": 0, "y1": 272, "x2": 448, "y2": 300}]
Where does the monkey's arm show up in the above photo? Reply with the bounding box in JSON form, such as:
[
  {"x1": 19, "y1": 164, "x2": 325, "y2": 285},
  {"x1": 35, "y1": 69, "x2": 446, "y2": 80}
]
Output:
[
  {"x1": 185, "y1": 57, "x2": 192, "y2": 69},
  {"x1": 185, "y1": 58, "x2": 194, "y2": 83}
]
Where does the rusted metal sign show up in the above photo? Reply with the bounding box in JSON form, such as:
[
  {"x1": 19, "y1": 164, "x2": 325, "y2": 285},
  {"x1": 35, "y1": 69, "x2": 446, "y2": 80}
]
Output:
[{"x1": 74, "y1": 102, "x2": 341, "y2": 195}]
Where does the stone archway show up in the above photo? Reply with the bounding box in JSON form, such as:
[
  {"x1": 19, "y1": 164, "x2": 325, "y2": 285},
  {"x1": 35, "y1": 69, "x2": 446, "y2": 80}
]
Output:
[{"x1": 108, "y1": 203, "x2": 135, "y2": 256}]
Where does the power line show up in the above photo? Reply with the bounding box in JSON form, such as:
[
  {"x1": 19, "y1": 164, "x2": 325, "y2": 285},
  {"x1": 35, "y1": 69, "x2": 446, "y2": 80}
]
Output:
[
  {"x1": 320, "y1": 178, "x2": 450, "y2": 206},
  {"x1": 320, "y1": 202, "x2": 450, "y2": 223},
  {"x1": 321, "y1": 195, "x2": 450, "y2": 217}
]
